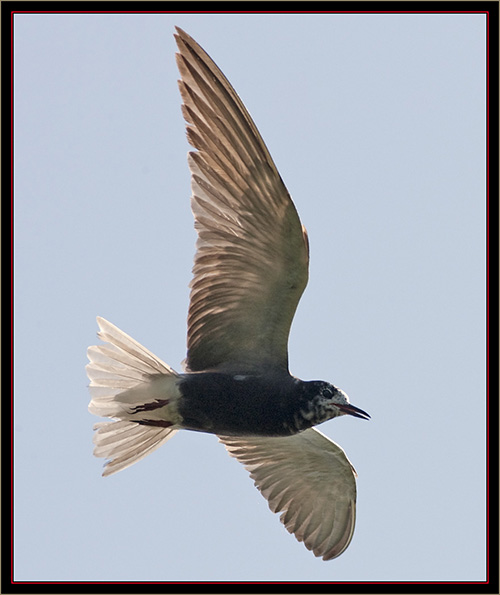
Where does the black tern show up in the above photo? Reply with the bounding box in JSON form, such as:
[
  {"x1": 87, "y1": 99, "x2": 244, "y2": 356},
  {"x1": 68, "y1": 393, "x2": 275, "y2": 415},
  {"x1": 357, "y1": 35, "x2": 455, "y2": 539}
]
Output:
[{"x1": 87, "y1": 27, "x2": 370, "y2": 561}]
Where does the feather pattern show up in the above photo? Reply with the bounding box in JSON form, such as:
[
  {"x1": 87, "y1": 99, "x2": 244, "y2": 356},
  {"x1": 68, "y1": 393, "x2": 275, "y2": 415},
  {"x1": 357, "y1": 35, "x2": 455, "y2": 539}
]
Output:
[
  {"x1": 175, "y1": 27, "x2": 309, "y2": 373},
  {"x1": 219, "y1": 428, "x2": 357, "y2": 560},
  {"x1": 87, "y1": 317, "x2": 180, "y2": 476}
]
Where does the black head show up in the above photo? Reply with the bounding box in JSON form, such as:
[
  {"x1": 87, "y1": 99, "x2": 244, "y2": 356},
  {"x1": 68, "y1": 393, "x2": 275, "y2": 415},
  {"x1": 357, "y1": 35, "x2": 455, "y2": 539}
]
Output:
[{"x1": 305, "y1": 381, "x2": 370, "y2": 423}]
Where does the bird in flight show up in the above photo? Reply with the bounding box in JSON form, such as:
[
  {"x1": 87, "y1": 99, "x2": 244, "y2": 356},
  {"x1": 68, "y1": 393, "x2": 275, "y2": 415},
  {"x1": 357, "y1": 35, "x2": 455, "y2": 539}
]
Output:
[{"x1": 87, "y1": 27, "x2": 370, "y2": 561}]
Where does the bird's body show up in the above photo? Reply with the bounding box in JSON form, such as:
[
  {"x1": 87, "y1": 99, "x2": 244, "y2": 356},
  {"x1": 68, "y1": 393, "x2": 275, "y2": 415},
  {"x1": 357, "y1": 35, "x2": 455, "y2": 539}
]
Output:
[
  {"x1": 166, "y1": 373, "x2": 365, "y2": 436},
  {"x1": 181, "y1": 372, "x2": 308, "y2": 435},
  {"x1": 87, "y1": 27, "x2": 369, "y2": 561}
]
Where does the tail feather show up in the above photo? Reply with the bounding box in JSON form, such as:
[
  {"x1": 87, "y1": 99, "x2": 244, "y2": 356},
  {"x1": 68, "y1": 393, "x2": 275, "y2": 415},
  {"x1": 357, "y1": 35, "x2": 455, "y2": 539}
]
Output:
[
  {"x1": 93, "y1": 421, "x2": 177, "y2": 477},
  {"x1": 93, "y1": 317, "x2": 175, "y2": 376},
  {"x1": 87, "y1": 317, "x2": 181, "y2": 476}
]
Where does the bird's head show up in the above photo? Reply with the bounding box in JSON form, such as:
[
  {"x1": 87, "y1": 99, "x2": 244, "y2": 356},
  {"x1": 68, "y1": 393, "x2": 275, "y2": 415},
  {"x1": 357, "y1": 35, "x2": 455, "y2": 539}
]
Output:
[{"x1": 305, "y1": 381, "x2": 370, "y2": 424}]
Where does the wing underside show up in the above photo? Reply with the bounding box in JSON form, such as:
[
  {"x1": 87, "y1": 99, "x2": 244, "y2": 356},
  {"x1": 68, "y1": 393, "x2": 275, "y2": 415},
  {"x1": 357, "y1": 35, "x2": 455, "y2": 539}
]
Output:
[
  {"x1": 219, "y1": 428, "x2": 357, "y2": 560},
  {"x1": 175, "y1": 27, "x2": 309, "y2": 373}
]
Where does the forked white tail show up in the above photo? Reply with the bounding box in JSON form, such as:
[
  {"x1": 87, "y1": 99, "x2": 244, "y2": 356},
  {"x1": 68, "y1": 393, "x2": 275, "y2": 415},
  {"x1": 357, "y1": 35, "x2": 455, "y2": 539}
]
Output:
[{"x1": 87, "y1": 317, "x2": 182, "y2": 476}]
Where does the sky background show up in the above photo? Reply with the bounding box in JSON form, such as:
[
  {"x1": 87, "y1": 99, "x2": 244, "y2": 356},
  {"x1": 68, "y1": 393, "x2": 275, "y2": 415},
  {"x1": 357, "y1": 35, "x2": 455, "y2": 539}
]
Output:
[{"x1": 13, "y1": 12, "x2": 487, "y2": 582}]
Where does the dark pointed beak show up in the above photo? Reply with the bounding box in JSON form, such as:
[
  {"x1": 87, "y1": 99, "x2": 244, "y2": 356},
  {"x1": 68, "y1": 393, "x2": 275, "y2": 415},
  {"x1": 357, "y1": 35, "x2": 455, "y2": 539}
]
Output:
[{"x1": 337, "y1": 403, "x2": 371, "y2": 420}]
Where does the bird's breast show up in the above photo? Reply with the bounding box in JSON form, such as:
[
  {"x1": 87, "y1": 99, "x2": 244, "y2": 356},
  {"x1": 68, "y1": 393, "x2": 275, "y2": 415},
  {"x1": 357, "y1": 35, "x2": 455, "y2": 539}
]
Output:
[{"x1": 177, "y1": 372, "x2": 312, "y2": 436}]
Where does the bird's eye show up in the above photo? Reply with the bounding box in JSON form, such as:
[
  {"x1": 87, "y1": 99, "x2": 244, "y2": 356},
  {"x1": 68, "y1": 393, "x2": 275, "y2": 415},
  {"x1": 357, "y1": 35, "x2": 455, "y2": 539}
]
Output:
[{"x1": 322, "y1": 388, "x2": 333, "y2": 398}]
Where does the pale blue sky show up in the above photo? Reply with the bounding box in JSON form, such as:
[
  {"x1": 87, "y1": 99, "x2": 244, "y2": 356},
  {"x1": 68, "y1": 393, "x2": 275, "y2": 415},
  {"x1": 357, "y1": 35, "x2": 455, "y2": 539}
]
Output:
[{"x1": 14, "y1": 12, "x2": 487, "y2": 581}]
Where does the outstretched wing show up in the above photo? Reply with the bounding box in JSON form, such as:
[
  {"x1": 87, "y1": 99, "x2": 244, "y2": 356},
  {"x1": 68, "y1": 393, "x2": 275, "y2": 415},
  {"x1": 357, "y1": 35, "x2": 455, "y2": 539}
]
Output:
[
  {"x1": 175, "y1": 28, "x2": 309, "y2": 373},
  {"x1": 219, "y1": 428, "x2": 357, "y2": 560}
]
